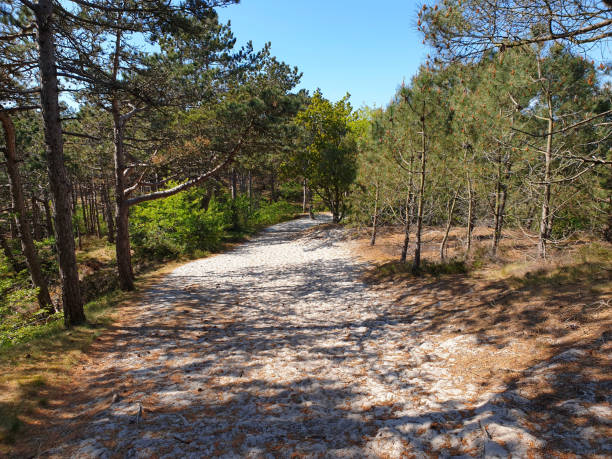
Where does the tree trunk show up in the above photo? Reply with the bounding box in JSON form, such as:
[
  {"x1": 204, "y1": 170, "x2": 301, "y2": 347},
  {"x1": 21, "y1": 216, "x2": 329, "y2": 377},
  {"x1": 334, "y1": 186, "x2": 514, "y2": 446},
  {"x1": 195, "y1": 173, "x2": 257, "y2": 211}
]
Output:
[
  {"x1": 400, "y1": 152, "x2": 415, "y2": 263},
  {"x1": 440, "y1": 188, "x2": 459, "y2": 261},
  {"x1": 302, "y1": 179, "x2": 307, "y2": 213},
  {"x1": 112, "y1": 100, "x2": 135, "y2": 291},
  {"x1": 0, "y1": 232, "x2": 22, "y2": 273},
  {"x1": 79, "y1": 183, "x2": 89, "y2": 235},
  {"x1": 538, "y1": 93, "x2": 554, "y2": 259},
  {"x1": 414, "y1": 115, "x2": 427, "y2": 271},
  {"x1": 42, "y1": 193, "x2": 54, "y2": 237},
  {"x1": 9, "y1": 213, "x2": 18, "y2": 239},
  {"x1": 370, "y1": 180, "x2": 379, "y2": 246},
  {"x1": 0, "y1": 110, "x2": 54, "y2": 312},
  {"x1": 231, "y1": 168, "x2": 237, "y2": 200},
  {"x1": 101, "y1": 178, "x2": 115, "y2": 242},
  {"x1": 247, "y1": 170, "x2": 253, "y2": 214},
  {"x1": 92, "y1": 180, "x2": 101, "y2": 238},
  {"x1": 492, "y1": 154, "x2": 507, "y2": 256},
  {"x1": 115, "y1": 202, "x2": 134, "y2": 290},
  {"x1": 466, "y1": 171, "x2": 474, "y2": 255},
  {"x1": 31, "y1": 197, "x2": 44, "y2": 240}
]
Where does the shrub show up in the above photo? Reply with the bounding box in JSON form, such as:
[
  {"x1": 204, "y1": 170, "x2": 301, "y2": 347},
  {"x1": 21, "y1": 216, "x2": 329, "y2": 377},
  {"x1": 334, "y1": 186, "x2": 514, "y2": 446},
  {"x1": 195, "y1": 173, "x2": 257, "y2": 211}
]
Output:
[
  {"x1": 130, "y1": 186, "x2": 226, "y2": 260},
  {"x1": 252, "y1": 201, "x2": 299, "y2": 227}
]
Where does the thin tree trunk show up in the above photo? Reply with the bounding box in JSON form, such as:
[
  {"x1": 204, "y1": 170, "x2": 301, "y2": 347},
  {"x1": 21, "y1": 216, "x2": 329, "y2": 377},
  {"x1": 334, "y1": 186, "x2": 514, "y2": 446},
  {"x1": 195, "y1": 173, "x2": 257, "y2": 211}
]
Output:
[
  {"x1": 414, "y1": 114, "x2": 427, "y2": 271},
  {"x1": 492, "y1": 154, "x2": 507, "y2": 256},
  {"x1": 370, "y1": 180, "x2": 379, "y2": 246},
  {"x1": 0, "y1": 111, "x2": 54, "y2": 312},
  {"x1": 466, "y1": 171, "x2": 474, "y2": 255},
  {"x1": 247, "y1": 170, "x2": 252, "y2": 214},
  {"x1": 538, "y1": 92, "x2": 554, "y2": 259},
  {"x1": 92, "y1": 180, "x2": 101, "y2": 238},
  {"x1": 302, "y1": 178, "x2": 307, "y2": 212},
  {"x1": 9, "y1": 212, "x2": 18, "y2": 239},
  {"x1": 101, "y1": 178, "x2": 114, "y2": 243},
  {"x1": 400, "y1": 152, "x2": 415, "y2": 263},
  {"x1": 440, "y1": 188, "x2": 459, "y2": 261},
  {"x1": 0, "y1": 232, "x2": 22, "y2": 272},
  {"x1": 31, "y1": 197, "x2": 44, "y2": 240},
  {"x1": 88, "y1": 184, "x2": 95, "y2": 235},
  {"x1": 79, "y1": 183, "x2": 88, "y2": 235},
  {"x1": 42, "y1": 193, "x2": 54, "y2": 237},
  {"x1": 231, "y1": 169, "x2": 237, "y2": 200}
]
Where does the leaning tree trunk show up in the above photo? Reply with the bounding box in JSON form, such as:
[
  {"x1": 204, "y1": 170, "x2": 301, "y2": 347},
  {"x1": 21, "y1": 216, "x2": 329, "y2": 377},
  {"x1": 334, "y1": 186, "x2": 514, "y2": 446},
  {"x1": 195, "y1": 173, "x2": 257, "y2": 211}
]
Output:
[
  {"x1": 440, "y1": 188, "x2": 459, "y2": 261},
  {"x1": 0, "y1": 111, "x2": 54, "y2": 312},
  {"x1": 34, "y1": 0, "x2": 84, "y2": 325}
]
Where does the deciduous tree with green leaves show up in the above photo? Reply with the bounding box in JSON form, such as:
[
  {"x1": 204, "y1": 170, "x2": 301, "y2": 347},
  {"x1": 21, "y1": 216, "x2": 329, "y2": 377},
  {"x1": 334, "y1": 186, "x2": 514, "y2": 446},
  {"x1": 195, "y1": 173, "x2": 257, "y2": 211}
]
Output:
[{"x1": 295, "y1": 90, "x2": 357, "y2": 223}]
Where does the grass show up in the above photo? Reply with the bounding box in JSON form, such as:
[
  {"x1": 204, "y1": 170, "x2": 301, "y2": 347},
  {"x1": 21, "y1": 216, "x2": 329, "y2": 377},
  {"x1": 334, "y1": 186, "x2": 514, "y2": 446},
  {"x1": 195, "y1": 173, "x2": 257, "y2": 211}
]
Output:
[
  {"x1": 0, "y1": 258, "x2": 183, "y2": 452},
  {"x1": 364, "y1": 258, "x2": 468, "y2": 283}
]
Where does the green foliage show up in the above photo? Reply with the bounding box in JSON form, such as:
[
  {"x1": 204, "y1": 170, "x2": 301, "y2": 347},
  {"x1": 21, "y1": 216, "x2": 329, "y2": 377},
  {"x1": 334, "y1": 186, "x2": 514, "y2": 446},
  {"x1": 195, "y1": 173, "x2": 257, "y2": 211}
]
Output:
[
  {"x1": 295, "y1": 90, "x2": 357, "y2": 222},
  {"x1": 130, "y1": 185, "x2": 226, "y2": 260},
  {"x1": 252, "y1": 200, "x2": 298, "y2": 227},
  {"x1": 130, "y1": 183, "x2": 299, "y2": 261}
]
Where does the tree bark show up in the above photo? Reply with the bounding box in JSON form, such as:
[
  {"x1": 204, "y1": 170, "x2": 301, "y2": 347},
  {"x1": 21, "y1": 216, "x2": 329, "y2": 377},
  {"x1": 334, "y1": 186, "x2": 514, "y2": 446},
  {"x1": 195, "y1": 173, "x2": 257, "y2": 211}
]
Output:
[
  {"x1": 465, "y1": 170, "x2": 474, "y2": 255},
  {"x1": 492, "y1": 153, "x2": 507, "y2": 256},
  {"x1": 231, "y1": 168, "x2": 237, "y2": 200},
  {"x1": 31, "y1": 197, "x2": 44, "y2": 240},
  {"x1": 302, "y1": 178, "x2": 307, "y2": 213},
  {"x1": 0, "y1": 11, "x2": 87, "y2": 319},
  {"x1": 370, "y1": 180, "x2": 379, "y2": 246},
  {"x1": 92, "y1": 180, "x2": 101, "y2": 238},
  {"x1": 42, "y1": 193, "x2": 54, "y2": 237},
  {"x1": 440, "y1": 188, "x2": 459, "y2": 261},
  {"x1": 101, "y1": 178, "x2": 115, "y2": 242},
  {"x1": 414, "y1": 114, "x2": 427, "y2": 271},
  {"x1": 79, "y1": 183, "x2": 88, "y2": 234},
  {"x1": 112, "y1": 100, "x2": 135, "y2": 291},
  {"x1": 0, "y1": 110, "x2": 54, "y2": 312},
  {"x1": 538, "y1": 92, "x2": 554, "y2": 259},
  {"x1": 400, "y1": 152, "x2": 415, "y2": 263}
]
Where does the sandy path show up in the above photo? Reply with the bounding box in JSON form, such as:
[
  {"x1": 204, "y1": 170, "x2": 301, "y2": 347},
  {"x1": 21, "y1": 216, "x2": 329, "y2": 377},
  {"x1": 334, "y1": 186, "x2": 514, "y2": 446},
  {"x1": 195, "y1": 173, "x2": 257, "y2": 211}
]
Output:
[{"x1": 36, "y1": 217, "x2": 609, "y2": 458}]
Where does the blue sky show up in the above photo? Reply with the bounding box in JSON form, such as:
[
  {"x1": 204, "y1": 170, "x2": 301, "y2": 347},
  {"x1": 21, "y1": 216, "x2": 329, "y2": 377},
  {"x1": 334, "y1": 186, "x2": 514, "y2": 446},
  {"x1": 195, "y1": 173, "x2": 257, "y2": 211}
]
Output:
[{"x1": 216, "y1": 1, "x2": 429, "y2": 109}]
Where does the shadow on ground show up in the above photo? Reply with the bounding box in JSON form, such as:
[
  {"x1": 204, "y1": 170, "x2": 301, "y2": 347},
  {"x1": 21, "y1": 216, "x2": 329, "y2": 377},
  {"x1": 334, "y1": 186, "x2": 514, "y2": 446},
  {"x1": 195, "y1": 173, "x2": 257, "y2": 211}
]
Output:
[{"x1": 7, "y1": 219, "x2": 611, "y2": 457}]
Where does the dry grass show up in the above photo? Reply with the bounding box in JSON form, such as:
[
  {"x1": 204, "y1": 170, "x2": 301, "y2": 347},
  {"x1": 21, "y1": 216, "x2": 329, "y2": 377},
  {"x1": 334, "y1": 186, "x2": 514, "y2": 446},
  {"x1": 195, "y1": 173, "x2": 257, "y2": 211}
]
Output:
[
  {"x1": 0, "y1": 259, "x2": 185, "y2": 453},
  {"x1": 350, "y1": 225, "x2": 612, "y2": 415}
]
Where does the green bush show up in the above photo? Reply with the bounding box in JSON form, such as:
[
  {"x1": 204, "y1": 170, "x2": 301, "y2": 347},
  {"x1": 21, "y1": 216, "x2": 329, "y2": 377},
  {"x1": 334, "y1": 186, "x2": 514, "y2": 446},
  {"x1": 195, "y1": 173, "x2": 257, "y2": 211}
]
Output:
[
  {"x1": 252, "y1": 200, "x2": 298, "y2": 227},
  {"x1": 130, "y1": 186, "x2": 226, "y2": 260},
  {"x1": 129, "y1": 184, "x2": 299, "y2": 261}
]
